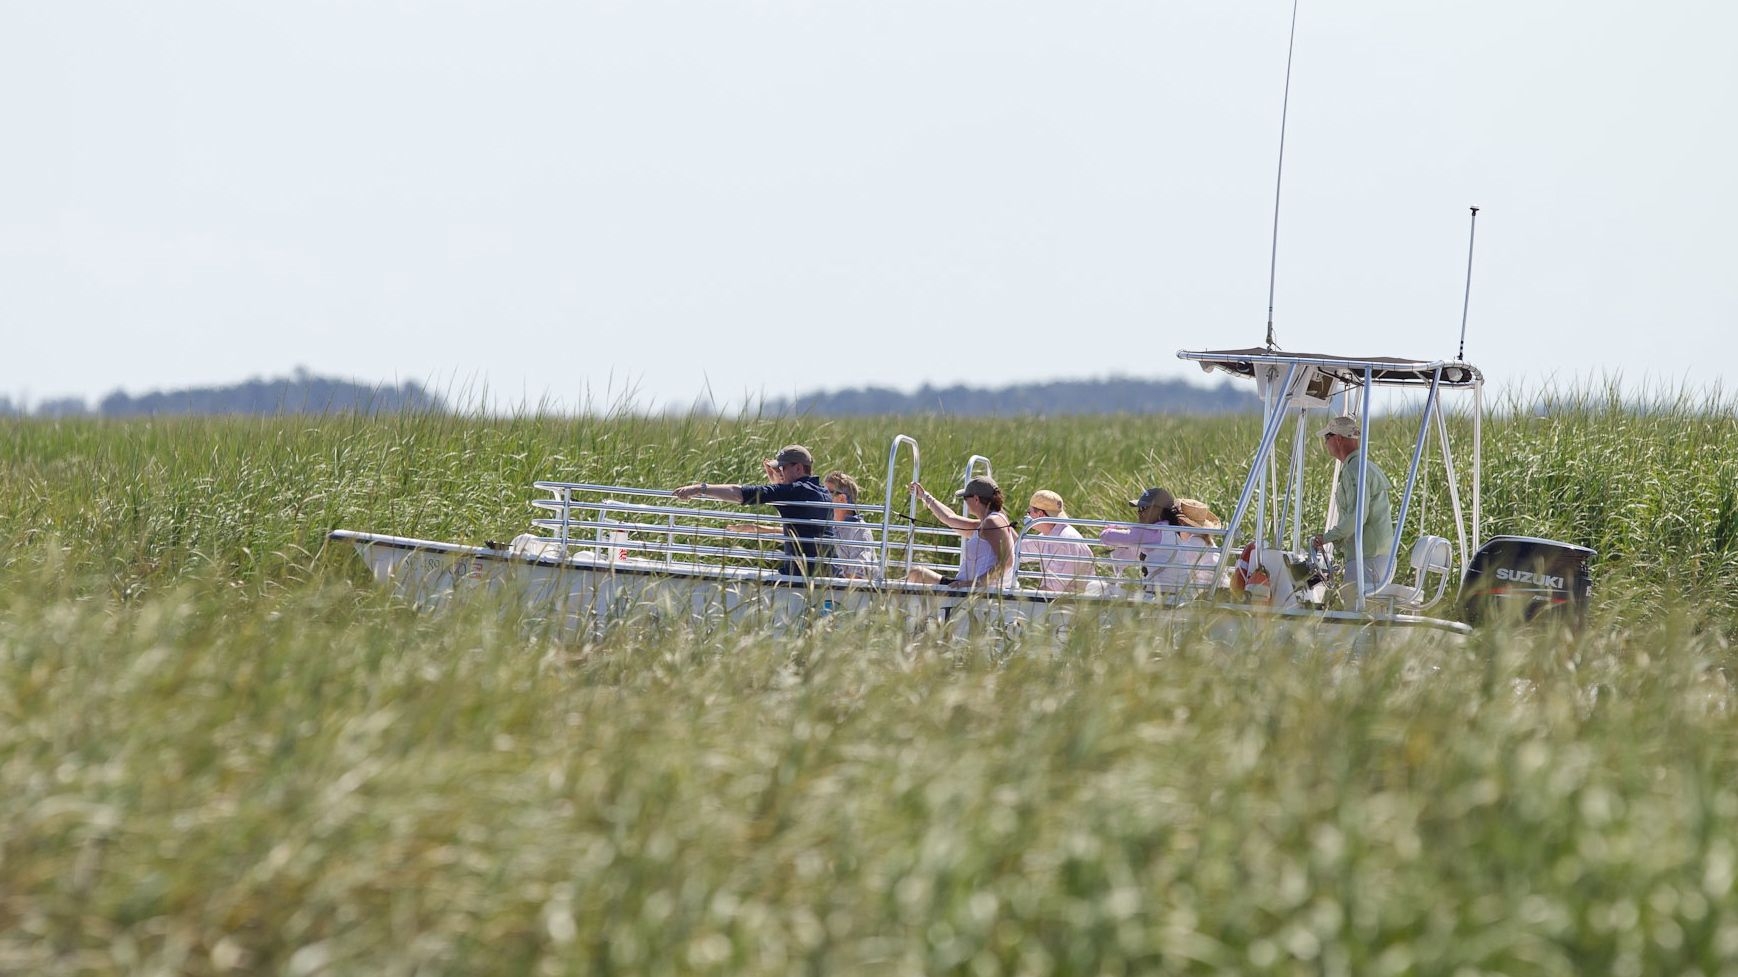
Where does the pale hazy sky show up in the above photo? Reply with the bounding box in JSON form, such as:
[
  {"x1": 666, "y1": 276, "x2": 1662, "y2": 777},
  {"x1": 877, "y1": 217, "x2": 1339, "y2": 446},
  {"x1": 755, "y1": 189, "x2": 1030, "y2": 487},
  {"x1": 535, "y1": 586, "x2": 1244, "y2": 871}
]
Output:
[{"x1": 5, "y1": 1, "x2": 1735, "y2": 412}]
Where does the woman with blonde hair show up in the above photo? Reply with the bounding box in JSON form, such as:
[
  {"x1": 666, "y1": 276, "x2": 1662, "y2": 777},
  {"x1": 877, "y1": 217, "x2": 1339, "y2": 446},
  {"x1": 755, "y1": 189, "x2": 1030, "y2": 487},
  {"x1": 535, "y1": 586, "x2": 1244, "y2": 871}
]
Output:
[{"x1": 824, "y1": 470, "x2": 879, "y2": 580}]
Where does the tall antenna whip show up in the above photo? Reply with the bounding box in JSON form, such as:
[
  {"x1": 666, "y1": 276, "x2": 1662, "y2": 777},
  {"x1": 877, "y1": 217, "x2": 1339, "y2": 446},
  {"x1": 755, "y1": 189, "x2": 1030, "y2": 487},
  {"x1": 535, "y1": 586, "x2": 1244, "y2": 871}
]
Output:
[
  {"x1": 1457, "y1": 205, "x2": 1480, "y2": 360},
  {"x1": 1264, "y1": 0, "x2": 1301, "y2": 350}
]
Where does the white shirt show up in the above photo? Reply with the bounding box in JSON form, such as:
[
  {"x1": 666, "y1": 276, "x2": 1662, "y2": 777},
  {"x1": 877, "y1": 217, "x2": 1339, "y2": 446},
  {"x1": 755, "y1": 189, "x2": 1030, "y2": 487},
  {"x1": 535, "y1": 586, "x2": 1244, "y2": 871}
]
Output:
[{"x1": 832, "y1": 515, "x2": 878, "y2": 579}]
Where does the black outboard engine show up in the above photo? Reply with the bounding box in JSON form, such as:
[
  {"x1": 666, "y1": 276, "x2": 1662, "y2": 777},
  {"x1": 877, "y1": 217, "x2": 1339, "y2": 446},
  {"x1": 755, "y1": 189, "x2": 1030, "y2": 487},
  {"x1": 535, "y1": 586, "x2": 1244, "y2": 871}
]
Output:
[{"x1": 1459, "y1": 535, "x2": 1595, "y2": 628}]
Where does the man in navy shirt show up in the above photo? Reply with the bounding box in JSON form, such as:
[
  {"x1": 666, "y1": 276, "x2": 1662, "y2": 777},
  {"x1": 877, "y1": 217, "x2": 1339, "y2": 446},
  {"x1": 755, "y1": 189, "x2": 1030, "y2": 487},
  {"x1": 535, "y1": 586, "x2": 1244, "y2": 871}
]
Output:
[{"x1": 672, "y1": 444, "x2": 834, "y2": 578}]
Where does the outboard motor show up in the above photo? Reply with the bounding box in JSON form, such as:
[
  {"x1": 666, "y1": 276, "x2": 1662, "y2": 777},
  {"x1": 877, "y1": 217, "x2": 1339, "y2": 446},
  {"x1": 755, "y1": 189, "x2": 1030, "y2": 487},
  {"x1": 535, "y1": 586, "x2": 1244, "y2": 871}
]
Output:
[{"x1": 1459, "y1": 535, "x2": 1595, "y2": 628}]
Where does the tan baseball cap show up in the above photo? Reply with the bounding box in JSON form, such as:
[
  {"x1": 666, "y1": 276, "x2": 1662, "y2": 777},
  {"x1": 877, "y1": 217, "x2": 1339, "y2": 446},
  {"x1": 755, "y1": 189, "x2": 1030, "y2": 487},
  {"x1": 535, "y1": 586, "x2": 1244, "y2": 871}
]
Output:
[{"x1": 1028, "y1": 489, "x2": 1066, "y2": 517}]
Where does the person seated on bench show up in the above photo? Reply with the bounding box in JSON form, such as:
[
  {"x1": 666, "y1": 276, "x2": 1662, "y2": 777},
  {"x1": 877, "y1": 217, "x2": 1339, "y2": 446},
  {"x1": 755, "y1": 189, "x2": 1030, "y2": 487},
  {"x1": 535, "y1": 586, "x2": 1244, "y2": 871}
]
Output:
[
  {"x1": 824, "y1": 470, "x2": 880, "y2": 581},
  {"x1": 674, "y1": 444, "x2": 833, "y2": 578},
  {"x1": 1098, "y1": 487, "x2": 1217, "y2": 598},
  {"x1": 906, "y1": 476, "x2": 1016, "y2": 589},
  {"x1": 1022, "y1": 489, "x2": 1096, "y2": 593}
]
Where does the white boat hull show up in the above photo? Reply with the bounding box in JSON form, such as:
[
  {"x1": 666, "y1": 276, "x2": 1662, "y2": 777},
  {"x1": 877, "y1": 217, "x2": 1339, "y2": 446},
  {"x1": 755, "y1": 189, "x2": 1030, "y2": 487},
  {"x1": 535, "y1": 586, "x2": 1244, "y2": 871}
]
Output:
[{"x1": 329, "y1": 530, "x2": 1470, "y2": 648}]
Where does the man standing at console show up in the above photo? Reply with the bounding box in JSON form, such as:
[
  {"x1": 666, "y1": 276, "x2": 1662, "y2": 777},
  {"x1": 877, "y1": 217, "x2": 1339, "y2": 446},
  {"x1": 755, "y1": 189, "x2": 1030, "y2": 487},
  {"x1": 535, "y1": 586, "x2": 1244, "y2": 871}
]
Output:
[
  {"x1": 673, "y1": 444, "x2": 833, "y2": 578},
  {"x1": 1311, "y1": 414, "x2": 1395, "y2": 597}
]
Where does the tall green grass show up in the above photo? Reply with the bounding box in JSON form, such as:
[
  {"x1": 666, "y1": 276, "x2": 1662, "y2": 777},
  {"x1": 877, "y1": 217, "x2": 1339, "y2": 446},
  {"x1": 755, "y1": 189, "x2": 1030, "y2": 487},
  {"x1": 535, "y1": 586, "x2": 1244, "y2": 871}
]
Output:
[
  {"x1": 3, "y1": 406, "x2": 1738, "y2": 975},
  {"x1": 5, "y1": 404, "x2": 1734, "y2": 614}
]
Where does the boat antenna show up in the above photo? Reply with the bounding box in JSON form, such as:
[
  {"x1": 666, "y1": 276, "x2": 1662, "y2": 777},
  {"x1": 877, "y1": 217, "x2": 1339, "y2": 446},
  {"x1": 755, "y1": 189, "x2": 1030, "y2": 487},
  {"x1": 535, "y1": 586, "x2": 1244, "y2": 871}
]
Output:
[
  {"x1": 1456, "y1": 205, "x2": 1480, "y2": 361},
  {"x1": 1264, "y1": 0, "x2": 1301, "y2": 351}
]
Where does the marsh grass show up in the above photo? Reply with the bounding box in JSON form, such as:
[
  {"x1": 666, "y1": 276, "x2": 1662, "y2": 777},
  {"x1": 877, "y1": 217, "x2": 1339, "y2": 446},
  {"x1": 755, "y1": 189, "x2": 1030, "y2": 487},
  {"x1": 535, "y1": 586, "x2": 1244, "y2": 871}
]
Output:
[{"x1": 3, "y1": 407, "x2": 1738, "y2": 975}]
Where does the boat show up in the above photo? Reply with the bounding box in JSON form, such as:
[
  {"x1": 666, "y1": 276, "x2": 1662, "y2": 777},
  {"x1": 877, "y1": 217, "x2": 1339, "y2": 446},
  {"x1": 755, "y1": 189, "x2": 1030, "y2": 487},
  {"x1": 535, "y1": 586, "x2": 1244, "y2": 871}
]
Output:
[
  {"x1": 333, "y1": 12, "x2": 1596, "y2": 642},
  {"x1": 328, "y1": 346, "x2": 1594, "y2": 644}
]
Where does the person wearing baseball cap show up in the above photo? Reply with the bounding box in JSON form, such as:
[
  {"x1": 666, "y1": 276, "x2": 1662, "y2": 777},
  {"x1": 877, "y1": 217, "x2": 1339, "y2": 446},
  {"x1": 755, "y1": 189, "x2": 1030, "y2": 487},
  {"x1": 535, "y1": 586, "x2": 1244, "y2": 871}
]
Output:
[
  {"x1": 905, "y1": 475, "x2": 1016, "y2": 588},
  {"x1": 1311, "y1": 414, "x2": 1395, "y2": 596},
  {"x1": 1021, "y1": 489, "x2": 1096, "y2": 592},
  {"x1": 672, "y1": 443, "x2": 833, "y2": 578},
  {"x1": 1098, "y1": 486, "x2": 1220, "y2": 598}
]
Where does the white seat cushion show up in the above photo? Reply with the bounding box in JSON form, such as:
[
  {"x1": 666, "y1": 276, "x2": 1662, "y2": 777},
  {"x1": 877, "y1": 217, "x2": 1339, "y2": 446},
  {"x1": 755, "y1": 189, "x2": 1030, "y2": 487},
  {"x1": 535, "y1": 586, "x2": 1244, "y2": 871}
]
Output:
[{"x1": 1368, "y1": 581, "x2": 1424, "y2": 607}]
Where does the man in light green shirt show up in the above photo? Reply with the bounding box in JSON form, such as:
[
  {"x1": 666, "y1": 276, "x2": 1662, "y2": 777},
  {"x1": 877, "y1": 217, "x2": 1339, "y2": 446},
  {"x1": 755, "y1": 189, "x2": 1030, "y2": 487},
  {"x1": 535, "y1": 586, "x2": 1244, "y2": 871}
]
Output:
[{"x1": 1311, "y1": 414, "x2": 1395, "y2": 595}]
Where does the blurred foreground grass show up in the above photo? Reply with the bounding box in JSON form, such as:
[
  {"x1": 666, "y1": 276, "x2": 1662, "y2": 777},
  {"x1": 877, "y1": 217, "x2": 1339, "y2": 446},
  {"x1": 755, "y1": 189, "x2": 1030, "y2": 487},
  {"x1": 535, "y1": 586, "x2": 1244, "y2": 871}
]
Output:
[{"x1": 3, "y1": 407, "x2": 1738, "y2": 975}]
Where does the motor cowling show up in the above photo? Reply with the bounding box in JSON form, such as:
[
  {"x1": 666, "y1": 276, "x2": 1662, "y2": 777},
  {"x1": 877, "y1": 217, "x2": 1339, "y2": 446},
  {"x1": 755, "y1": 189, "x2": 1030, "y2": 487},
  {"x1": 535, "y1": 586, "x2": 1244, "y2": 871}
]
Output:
[{"x1": 1459, "y1": 535, "x2": 1594, "y2": 628}]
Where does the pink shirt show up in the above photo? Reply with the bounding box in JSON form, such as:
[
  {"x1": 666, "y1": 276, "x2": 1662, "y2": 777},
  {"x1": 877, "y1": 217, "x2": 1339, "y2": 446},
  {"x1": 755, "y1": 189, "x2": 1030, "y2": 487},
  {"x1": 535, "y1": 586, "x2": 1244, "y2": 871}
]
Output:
[
  {"x1": 1022, "y1": 523, "x2": 1095, "y2": 592},
  {"x1": 1097, "y1": 522, "x2": 1217, "y2": 594}
]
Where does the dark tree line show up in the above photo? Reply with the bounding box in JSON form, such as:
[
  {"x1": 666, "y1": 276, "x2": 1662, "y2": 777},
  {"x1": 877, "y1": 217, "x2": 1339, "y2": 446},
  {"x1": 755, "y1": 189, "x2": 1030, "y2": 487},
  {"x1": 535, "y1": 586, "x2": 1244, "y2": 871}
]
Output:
[
  {"x1": 768, "y1": 376, "x2": 1258, "y2": 417},
  {"x1": 1, "y1": 372, "x2": 445, "y2": 418},
  {"x1": 3, "y1": 372, "x2": 1256, "y2": 419}
]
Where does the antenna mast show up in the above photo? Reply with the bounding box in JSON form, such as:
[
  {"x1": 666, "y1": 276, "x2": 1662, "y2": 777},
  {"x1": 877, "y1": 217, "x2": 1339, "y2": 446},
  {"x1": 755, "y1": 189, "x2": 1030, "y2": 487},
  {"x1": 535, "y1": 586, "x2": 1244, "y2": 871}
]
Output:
[
  {"x1": 1457, "y1": 206, "x2": 1480, "y2": 360},
  {"x1": 1264, "y1": 0, "x2": 1301, "y2": 350}
]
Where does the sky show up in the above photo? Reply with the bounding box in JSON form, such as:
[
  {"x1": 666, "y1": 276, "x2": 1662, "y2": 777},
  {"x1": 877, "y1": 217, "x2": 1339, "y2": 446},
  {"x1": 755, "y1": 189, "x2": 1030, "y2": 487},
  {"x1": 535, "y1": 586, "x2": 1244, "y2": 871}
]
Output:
[{"x1": 4, "y1": 0, "x2": 1735, "y2": 413}]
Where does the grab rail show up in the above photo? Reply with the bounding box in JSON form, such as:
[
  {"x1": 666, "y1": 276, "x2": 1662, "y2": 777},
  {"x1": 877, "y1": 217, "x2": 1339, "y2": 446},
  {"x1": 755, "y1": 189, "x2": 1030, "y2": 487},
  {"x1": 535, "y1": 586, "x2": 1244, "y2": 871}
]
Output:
[
  {"x1": 962, "y1": 454, "x2": 993, "y2": 495},
  {"x1": 528, "y1": 454, "x2": 1230, "y2": 602},
  {"x1": 880, "y1": 435, "x2": 921, "y2": 580},
  {"x1": 1014, "y1": 516, "x2": 1227, "y2": 601}
]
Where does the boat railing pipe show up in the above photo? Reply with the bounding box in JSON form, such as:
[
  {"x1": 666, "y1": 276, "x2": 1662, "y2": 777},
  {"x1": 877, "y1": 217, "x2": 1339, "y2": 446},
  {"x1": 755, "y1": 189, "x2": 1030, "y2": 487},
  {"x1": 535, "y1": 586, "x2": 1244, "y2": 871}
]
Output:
[
  {"x1": 1385, "y1": 366, "x2": 1444, "y2": 589},
  {"x1": 534, "y1": 480, "x2": 944, "y2": 577},
  {"x1": 881, "y1": 435, "x2": 920, "y2": 580},
  {"x1": 1257, "y1": 374, "x2": 1280, "y2": 544},
  {"x1": 557, "y1": 485, "x2": 573, "y2": 561},
  {"x1": 666, "y1": 509, "x2": 676, "y2": 567},
  {"x1": 524, "y1": 484, "x2": 1232, "y2": 593},
  {"x1": 532, "y1": 511, "x2": 909, "y2": 572},
  {"x1": 534, "y1": 479, "x2": 676, "y2": 563},
  {"x1": 1210, "y1": 362, "x2": 1300, "y2": 601},
  {"x1": 532, "y1": 497, "x2": 888, "y2": 522},
  {"x1": 962, "y1": 455, "x2": 993, "y2": 496},
  {"x1": 1434, "y1": 403, "x2": 1469, "y2": 575},
  {"x1": 1473, "y1": 382, "x2": 1483, "y2": 553},
  {"x1": 1351, "y1": 370, "x2": 1374, "y2": 612},
  {"x1": 1287, "y1": 416, "x2": 1308, "y2": 551},
  {"x1": 597, "y1": 499, "x2": 619, "y2": 563},
  {"x1": 534, "y1": 480, "x2": 676, "y2": 497}
]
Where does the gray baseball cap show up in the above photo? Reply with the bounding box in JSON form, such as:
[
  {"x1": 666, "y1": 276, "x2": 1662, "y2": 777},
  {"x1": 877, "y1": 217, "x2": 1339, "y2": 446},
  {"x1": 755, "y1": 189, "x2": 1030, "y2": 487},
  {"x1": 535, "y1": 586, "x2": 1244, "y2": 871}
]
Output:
[
  {"x1": 774, "y1": 444, "x2": 814, "y2": 468},
  {"x1": 1319, "y1": 415, "x2": 1362, "y2": 439},
  {"x1": 955, "y1": 475, "x2": 1000, "y2": 500},
  {"x1": 1131, "y1": 487, "x2": 1176, "y2": 511}
]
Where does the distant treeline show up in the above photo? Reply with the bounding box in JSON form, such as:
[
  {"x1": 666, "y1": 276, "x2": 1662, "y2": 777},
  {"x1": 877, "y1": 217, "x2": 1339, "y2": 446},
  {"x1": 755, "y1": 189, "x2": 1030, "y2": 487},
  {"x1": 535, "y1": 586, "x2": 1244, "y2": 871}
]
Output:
[
  {"x1": 3, "y1": 372, "x2": 1256, "y2": 418},
  {"x1": 769, "y1": 376, "x2": 1258, "y2": 416},
  {"x1": 0, "y1": 371, "x2": 446, "y2": 418}
]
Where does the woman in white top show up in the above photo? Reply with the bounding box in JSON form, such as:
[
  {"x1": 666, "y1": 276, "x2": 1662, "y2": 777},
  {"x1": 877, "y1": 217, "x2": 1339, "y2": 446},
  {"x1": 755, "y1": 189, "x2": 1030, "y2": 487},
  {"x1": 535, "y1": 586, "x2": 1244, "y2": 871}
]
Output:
[
  {"x1": 906, "y1": 476, "x2": 1017, "y2": 589},
  {"x1": 824, "y1": 471, "x2": 879, "y2": 580}
]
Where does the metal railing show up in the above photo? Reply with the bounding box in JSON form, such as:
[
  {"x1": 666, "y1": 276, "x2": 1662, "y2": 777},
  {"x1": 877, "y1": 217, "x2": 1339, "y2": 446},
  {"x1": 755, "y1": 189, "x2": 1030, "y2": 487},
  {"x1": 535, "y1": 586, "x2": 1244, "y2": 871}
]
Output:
[
  {"x1": 525, "y1": 475, "x2": 975, "y2": 584},
  {"x1": 1013, "y1": 516, "x2": 1229, "y2": 603},
  {"x1": 517, "y1": 474, "x2": 1235, "y2": 605}
]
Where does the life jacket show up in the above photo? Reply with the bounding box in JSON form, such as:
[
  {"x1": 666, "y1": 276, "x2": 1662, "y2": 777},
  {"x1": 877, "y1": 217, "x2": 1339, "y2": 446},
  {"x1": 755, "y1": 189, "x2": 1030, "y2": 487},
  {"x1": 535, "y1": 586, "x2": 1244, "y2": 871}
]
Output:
[{"x1": 1229, "y1": 542, "x2": 1272, "y2": 603}]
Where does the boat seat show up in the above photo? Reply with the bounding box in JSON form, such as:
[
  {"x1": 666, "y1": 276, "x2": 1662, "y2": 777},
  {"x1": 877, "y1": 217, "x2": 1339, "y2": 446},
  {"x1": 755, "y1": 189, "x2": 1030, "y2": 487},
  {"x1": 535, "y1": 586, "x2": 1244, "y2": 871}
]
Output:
[{"x1": 1367, "y1": 535, "x2": 1454, "y2": 611}]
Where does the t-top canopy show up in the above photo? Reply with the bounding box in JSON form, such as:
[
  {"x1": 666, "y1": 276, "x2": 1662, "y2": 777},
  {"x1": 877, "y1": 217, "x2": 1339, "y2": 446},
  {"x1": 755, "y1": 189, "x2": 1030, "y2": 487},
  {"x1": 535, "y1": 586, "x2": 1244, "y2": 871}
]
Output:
[{"x1": 1178, "y1": 347, "x2": 1483, "y2": 388}]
